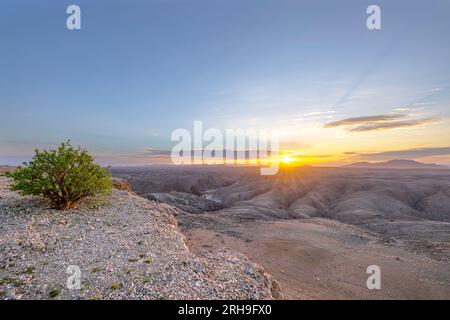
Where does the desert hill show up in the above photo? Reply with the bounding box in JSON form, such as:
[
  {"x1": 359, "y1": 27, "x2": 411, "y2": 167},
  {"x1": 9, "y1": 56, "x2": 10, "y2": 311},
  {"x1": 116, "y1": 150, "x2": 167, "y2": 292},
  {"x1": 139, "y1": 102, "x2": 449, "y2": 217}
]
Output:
[
  {"x1": 345, "y1": 159, "x2": 446, "y2": 169},
  {"x1": 111, "y1": 165, "x2": 450, "y2": 299}
]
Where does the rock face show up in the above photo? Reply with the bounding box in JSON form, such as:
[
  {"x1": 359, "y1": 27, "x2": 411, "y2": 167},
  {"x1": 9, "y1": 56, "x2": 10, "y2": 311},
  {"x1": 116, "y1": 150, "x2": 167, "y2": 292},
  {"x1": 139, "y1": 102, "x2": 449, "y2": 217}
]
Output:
[
  {"x1": 0, "y1": 176, "x2": 280, "y2": 300},
  {"x1": 143, "y1": 192, "x2": 223, "y2": 214},
  {"x1": 110, "y1": 165, "x2": 239, "y2": 195}
]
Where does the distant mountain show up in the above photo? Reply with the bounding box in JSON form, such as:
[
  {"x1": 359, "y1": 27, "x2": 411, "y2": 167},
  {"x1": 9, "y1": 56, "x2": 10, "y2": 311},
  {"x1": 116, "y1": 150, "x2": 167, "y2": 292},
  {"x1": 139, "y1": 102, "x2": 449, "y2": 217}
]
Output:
[{"x1": 344, "y1": 159, "x2": 447, "y2": 169}]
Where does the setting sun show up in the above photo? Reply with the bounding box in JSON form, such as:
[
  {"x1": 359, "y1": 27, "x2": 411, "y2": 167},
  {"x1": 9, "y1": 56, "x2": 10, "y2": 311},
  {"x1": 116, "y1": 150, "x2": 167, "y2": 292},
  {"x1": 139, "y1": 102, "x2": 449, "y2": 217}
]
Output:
[{"x1": 282, "y1": 155, "x2": 293, "y2": 164}]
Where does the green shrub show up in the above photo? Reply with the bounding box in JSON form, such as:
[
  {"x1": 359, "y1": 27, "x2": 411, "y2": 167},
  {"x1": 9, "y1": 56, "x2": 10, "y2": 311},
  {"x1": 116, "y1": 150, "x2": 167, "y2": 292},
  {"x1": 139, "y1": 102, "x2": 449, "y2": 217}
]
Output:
[
  {"x1": 111, "y1": 282, "x2": 122, "y2": 290},
  {"x1": 6, "y1": 141, "x2": 112, "y2": 210},
  {"x1": 48, "y1": 288, "x2": 61, "y2": 298}
]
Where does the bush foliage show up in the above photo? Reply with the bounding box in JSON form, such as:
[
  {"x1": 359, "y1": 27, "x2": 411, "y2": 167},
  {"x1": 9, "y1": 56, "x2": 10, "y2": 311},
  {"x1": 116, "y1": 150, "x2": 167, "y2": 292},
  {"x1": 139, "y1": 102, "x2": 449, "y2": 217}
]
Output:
[{"x1": 6, "y1": 141, "x2": 112, "y2": 209}]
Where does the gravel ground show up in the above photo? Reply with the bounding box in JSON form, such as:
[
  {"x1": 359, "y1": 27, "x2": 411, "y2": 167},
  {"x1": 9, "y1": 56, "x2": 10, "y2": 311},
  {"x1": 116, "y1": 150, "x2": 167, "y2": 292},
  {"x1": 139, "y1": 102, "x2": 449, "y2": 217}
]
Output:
[{"x1": 0, "y1": 177, "x2": 279, "y2": 300}]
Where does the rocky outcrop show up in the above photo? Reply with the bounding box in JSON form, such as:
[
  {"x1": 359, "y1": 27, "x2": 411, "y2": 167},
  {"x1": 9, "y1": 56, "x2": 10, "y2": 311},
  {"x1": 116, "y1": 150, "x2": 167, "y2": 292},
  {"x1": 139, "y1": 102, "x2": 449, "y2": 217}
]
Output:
[
  {"x1": 143, "y1": 192, "x2": 223, "y2": 214},
  {"x1": 0, "y1": 176, "x2": 280, "y2": 300},
  {"x1": 111, "y1": 177, "x2": 132, "y2": 192}
]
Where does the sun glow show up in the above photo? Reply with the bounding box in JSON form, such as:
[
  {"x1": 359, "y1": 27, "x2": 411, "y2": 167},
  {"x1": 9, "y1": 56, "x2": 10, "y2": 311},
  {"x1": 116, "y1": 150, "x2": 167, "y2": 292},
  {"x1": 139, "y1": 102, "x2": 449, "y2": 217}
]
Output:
[{"x1": 281, "y1": 154, "x2": 293, "y2": 164}]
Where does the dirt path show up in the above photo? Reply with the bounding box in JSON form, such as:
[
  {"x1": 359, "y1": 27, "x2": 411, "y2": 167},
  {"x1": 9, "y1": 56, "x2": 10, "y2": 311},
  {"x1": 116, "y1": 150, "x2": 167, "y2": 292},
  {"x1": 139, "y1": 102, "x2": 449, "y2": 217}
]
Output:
[{"x1": 183, "y1": 218, "x2": 450, "y2": 299}]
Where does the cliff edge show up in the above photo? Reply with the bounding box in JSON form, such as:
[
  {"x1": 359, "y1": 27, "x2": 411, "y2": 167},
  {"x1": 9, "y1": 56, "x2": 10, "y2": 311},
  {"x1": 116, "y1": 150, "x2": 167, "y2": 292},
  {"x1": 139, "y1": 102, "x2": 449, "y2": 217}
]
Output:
[{"x1": 0, "y1": 176, "x2": 280, "y2": 300}]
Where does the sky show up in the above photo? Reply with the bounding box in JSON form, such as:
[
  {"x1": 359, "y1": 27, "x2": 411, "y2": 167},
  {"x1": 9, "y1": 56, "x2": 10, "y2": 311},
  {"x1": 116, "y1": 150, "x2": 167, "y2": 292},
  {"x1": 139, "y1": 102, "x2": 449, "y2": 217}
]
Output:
[{"x1": 1, "y1": 0, "x2": 450, "y2": 166}]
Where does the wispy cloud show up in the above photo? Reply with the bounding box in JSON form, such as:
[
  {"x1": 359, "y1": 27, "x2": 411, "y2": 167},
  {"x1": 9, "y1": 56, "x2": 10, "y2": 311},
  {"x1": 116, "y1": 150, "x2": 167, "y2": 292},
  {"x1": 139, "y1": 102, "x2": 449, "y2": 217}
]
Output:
[
  {"x1": 394, "y1": 107, "x2": 425, "y2": 112},
  {"x1": 347, "y1": 147, "x2": 450, "y2": 160},
  {"x1": 324, "y1": 112, "x2": 442, "y2": 132},
  {"x1": 350, "y1": 117, "x2": 441, "y2": 132},
  {"x1": 300, "y1": 110, "x2": 336, "y2": 117},
  {"x1": 291, "y1": 109, "x2": 336, "y2": 122},
  {"x1": 324, "y1": 114, "x2": 406, "y2": 128},
  {"x1": 143, "y1": 148, "x2": 171, "y2": 157}
]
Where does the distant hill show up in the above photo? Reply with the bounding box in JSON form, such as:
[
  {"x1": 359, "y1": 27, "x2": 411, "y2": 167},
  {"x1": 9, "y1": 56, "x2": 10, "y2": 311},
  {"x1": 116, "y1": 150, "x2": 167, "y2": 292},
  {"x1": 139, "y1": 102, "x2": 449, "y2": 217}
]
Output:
[{"x1": 344, "y1": 159, "x2": 447, "y2": 169}]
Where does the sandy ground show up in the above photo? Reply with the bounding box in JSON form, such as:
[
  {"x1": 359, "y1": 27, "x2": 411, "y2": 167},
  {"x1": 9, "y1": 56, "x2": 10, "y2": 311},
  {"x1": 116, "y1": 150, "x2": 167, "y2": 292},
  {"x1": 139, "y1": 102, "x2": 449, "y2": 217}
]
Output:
[{"x1": 184, "y1": 218, "x2": 450, "y2": 299}]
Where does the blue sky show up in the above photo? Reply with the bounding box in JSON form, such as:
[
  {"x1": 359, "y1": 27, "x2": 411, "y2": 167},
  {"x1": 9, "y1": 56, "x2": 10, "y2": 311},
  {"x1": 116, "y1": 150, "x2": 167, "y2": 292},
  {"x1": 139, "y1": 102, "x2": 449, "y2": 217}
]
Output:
[{"x1": 1, "y1": 0, "x2": 450, "y2": 165}]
